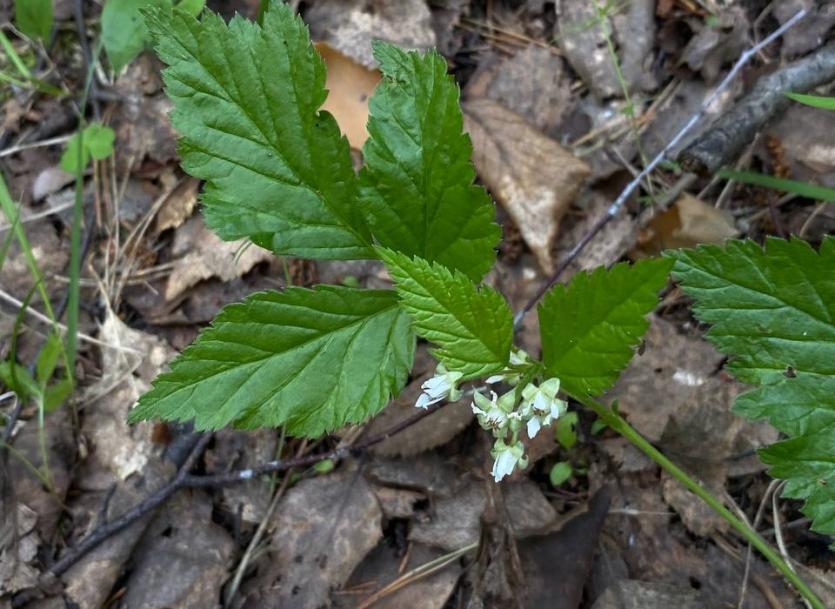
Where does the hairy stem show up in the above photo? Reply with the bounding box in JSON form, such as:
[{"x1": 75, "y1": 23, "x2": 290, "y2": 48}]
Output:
[{"x1": 580, "y1": 396, "x2": 824, "y2": 609}]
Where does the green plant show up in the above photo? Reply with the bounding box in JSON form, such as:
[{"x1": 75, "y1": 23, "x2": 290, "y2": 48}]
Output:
[
  {"x1": 14, "y1": 0, "x2": 53, "y2": 42},
  {"x1": 124, "y1": 3, "x2": 831, "y2": 606},
  {"x1": 101, "y1": 0, "x2": 205, "y2": 72}
]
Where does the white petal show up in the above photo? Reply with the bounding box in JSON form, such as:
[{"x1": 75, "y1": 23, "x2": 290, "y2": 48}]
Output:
[
  {"x1": 485, "y1": 375, "x2": 504, "y2": 384},
  {"x1": 540, "y1": 377, "x2": 561, "y2": 398},
  {"x1": 533, "y1": 392, "x2": 550, "y2": 413},
  {"x1": 527, "y1": 416, "x2": 541, "y2": 438},
  {"x1": 422, "y1": 375, "x2": 448, "y2": 395},
  {"x1": 550, "y1": 399, "x2": 567, "y2": 419},
  {"x1": 415, "y1": 393, "x2": 431, "y2": 409},
  {"x1": 492, "y1": 449, "x2": 517, "y2": 482}
]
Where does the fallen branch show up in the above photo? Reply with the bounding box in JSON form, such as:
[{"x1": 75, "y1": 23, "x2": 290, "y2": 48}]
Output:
[
  {"x1": 514, "y1": 8, "x2": 808, "y2": 326},
  {"x1": 679, "y1": 42, "x2": 835, "y2": 176}
]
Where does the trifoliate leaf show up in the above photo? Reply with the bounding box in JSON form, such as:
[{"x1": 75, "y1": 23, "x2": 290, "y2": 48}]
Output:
[
  {"x1": 361, "y1": 42, "x2": 500, "y2": 281},
  {"x1": 147, "y1": 1, "x2": 373, "y2": 259},
  {"x1": 102, "y1": 0, "x2": 168, "y2": 73},
  {"x1": 669, "y1": 236, "x2": 835, "y2": 535},
  {"x1": 15, "y1": 0, "x2": 53, "y2": 41},
  {"x1": 130, "y1": 286, "x2": 415, "y2": 437},
  {"x1": 379, "y1": 248, "x2": 512, "y2": 380},
  {"x1": 60, "y1": 124, "x2": 116, "y2": 174},
  {"x1": 538, "y1": 258, "x2": 673, "y2": 398}
]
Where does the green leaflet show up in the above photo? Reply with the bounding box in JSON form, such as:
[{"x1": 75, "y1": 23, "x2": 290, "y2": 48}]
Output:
[
  {"x1": 669, "y1": 236, "x2": 835, "y2": 535},
  {"x1": 538, "y1": 258, "x2": 673, "y2": 398},
  {"x1": 361, "y1": 42, "x2": 500, "y2": 281},
  {"x1": 60, "y1": 124, "x2": 116, "y2": 174},
  {"x1": 129, "y1": 286, "x2": 415, "y2": 437},
  {"x1": 147, "y1": 2, "x2": 373, "y2": 259},
  {"x1": 15, "y1": 0, "x2": 53, "y2": 41},
  {"x1": 102, "y1": 0, "x2": 169, "y2": 72},
  {"x1": 379, "y1": 248, "x2": 512, "y2": 380}
]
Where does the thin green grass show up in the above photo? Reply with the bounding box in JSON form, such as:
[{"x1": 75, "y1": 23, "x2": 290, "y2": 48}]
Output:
[{"x1": 719, "y1": 169, "x2": 835, "y2": 203}]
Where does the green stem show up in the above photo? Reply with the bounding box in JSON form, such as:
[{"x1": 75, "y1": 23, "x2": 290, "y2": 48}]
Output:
[{"x1": 580, "y1": 396, "x2": 824, "y2": 609}]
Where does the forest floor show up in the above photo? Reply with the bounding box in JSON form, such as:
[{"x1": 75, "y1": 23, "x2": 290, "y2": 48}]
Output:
[{"x1": 1, "y1": 0, "x2": 834, "y2": 608}]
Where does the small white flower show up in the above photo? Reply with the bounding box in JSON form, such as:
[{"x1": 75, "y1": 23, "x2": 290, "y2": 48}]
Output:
[
  {"x1": 471, "y1": 390, "x2": 514, "y2": 431},
  {"x1": 491, "y1": 438, "x2": 527, "y2": 482},
  {"x1": 521, "y1": 378, "x2": 567, "y2": 438},
  {"x1": 415, "y1": 364, "x2": 463, "y2": 409},
  {"x1": 509, "y1": 349, "x2": 530, "y2": 367}
]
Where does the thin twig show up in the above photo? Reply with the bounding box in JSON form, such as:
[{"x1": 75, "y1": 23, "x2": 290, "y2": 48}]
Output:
[
  {"x1": 47, "y1": 433, "x2": 213, "y2": 576},
  {"x1": 513, "y1": 8, "x2": 808, "y2": 327},
  {"x1": 43, "y1": 401, "x2": 447, "y2": 576}
]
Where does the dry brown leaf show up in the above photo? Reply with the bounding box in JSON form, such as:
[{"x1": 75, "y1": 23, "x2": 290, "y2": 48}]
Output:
[
  {"x1": 155, "y1": 178, "x2": 199, "y2": 232},
  {"x1": 164, "y1": 216, "x2": 273, "y2": 301},
  {"x1": 307, "y1": 0, "x2": 436, "y2": 69},
  {"x1": 636, "y1": 193, "x2": 738, "y2": 255},
  {"x1": 244, "y1": 471, "x2": 383, "y2": 609},
  {"x1": 604, "y1": 316, "x2": 777, "y2": 479},
  {"x1": 591, "y1": 581, "x2": 704, "y2": 609},
  {"x1": 464, "y1": 98, "x2": 590, "y2": 273},
  {"x1": 122, "y1": 491, "x2": 235, "y2": 609},
  {"x1": 553, "y1": 186, "x2": 637, "y2": 278},
  {"x1": 317, "y1": 42, "x2": 380, "y2": 150},
  {"x1": 410, "y1": 480, "x2": 556, "y2": 551},
  {"x1": 555, "y1": 0, "x2": 655, "y2": 98},
  {"x1": 83, "y1": 309, "x2": 175, "y2": 482},
  {"x1": 466, "y1": 45, "x2": 573, "y2": 136}
]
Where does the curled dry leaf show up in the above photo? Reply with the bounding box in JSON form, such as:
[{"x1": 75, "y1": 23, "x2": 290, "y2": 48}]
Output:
[
  {"x1": 306, "y1": 0, "x2": 436, "y2": 69},
  {"x1": 155, "y1": 178, "x2": 199, "y2": 233},
  {"x1": 317, "y1": 42, "x2": 380, "y2": 150},
  {"x1": 164, "y1": 216, "x2": 273, "y2": 302},
  {"x1": 464, "y1": 98, "x2": 590, "y2": 274},
  {"x1": 634, "y1": 192, "x2": 738, "y2": 256}
]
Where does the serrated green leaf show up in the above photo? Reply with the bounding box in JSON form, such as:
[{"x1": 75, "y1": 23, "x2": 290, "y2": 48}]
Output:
[
  {"x1": 669, "y1": 236, "x2": 835, "y2": 535},
  {"x1": 102, "y1": 0, "x2": 168, "y2": 72},
  {"x1": 360, "y1": 42, "x2": 499, "y2": 281},
  {"x1": 130, "y1": 286, "x2": 415, "y2": 437},
  {"x1": 15, "y1": 0, "x2": 53, "y2": 41},
  {"x1": 176, "y1": 0, "x2": 205, "y2": 16},
  {"x1": 668, "y1": 238, "x2": 835, "y2": 384},
  {"x1": 760, "y1": 424, "x2": 835, "y2": 534},
  {"x1": 379, "y1": 248, "x2": 512, "y2": 380},
  {"x1": 538, "y1": 258, "x2": 673, "y2": 398},
  {"x1": 148, "y1": 1, "x2": 373, "y2": 259}
]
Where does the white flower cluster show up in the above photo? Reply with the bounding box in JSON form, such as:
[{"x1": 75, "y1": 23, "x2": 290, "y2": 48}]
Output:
[
  {"x1": 414, "y1": 352, "x2": 568, "y2": 483},
  {"x1": 472, "y1": 376, "x2": 567, "y2": 482}
]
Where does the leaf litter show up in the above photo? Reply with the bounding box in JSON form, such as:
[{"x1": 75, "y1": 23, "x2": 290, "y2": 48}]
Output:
[{"x1": 1, "y1": 0, "x2": 834, "y2": 607}]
